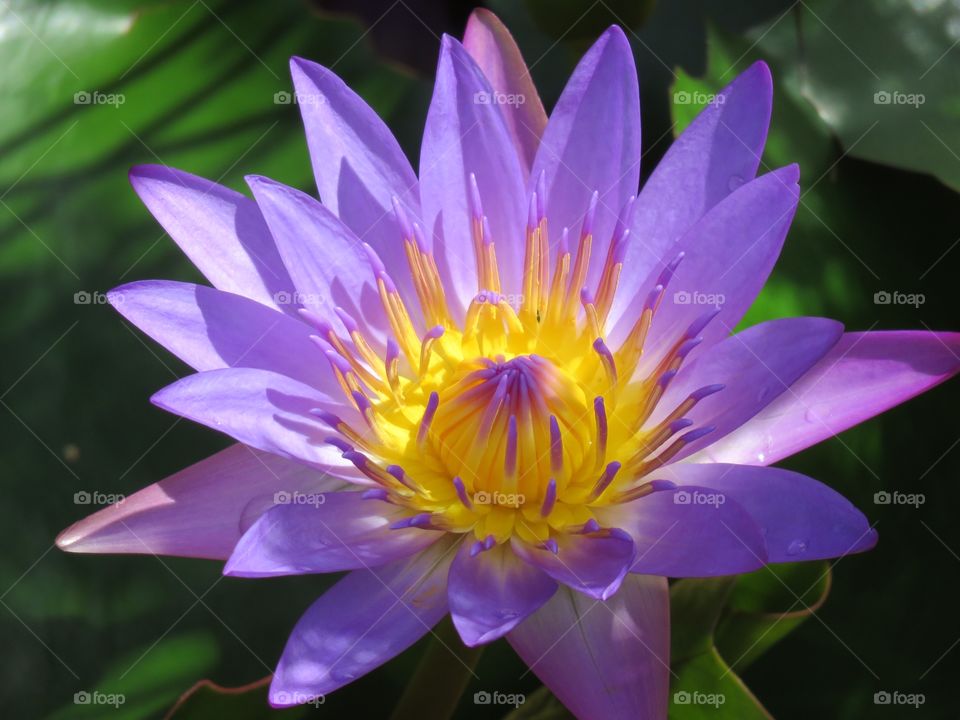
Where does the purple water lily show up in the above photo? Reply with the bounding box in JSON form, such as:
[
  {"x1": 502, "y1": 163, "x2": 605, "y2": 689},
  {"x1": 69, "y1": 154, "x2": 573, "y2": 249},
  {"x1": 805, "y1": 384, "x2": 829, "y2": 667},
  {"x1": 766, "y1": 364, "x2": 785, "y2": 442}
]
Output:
[{"x1": 58, "y1": 9, "x2": 960, "y2": 720}]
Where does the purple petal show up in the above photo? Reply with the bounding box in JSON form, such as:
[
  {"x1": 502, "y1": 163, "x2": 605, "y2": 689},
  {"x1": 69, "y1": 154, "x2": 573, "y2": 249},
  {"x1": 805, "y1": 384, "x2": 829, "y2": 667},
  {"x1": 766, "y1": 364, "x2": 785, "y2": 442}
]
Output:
[
  {"x1": 511, "y1": 529, "x2": 634, "y2": 600},
  {"x1": 109, "y1": 280, "x2": 334, "y2": 392},
  {"x1": 56, "y1": 445, "x2": 342, "y2": 559},
  {"x1": 649, "y1": 317, "x2": 844, "y2": 461},
  {"x1": 616, "y1": 165, "x2": 800, "y2": 363},
  {"x1": 609, "y1": 61, "x2": 772, "y2": 330},
  {"x1": 246, "y1": 174, "x2": 397, "y2": 345},
  {"x1": 419, "y1": 35, "x2": 527, "y2": 317},
  {"x1": 462, "y1": 9, "x2": 547, "y2": 175},
  {"x1": 656, "y1": 463, "x2": 877, "y2": 562},
  {"x1": 289, "y1": 57, "x2": 422, "y2": 308},
  {"x1": 696, "y1": 330, "x2": 960, "y2": 465},
  {"x1": 151, "y1": 368, "x2": 361, "y2": 478},
  {"x1": 530, "y1": 26, "x2": 640, "y2": 288},
  {"x1": 128, "y1": 165, "x2": 294, "y2": 313},
  {"x1": 507, "y1": 575, "x2": 669, "y2": 720},
  {"x1": 270, "y1": 539, "x2": 455, "y2": 704},
  {"x1": 448, "y1": 541, "x2": 556, "y2": 646},
  {"x1": 599, "y1": 485, "x2": 767, "y2": 577},
  {"x1": 224, "y1": 492, "x2": 439, "y2": 577}
]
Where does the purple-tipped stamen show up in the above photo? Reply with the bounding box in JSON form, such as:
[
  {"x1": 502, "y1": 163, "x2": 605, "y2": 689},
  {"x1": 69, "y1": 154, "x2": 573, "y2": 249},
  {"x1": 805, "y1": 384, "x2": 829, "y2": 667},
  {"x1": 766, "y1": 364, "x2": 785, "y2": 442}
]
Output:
[
  {"x1": 540, "y1": 478, "x2": 557, "y2": 518},
  {"x1": 452, "y1": 476, "x2": 473, "y2": 510}
]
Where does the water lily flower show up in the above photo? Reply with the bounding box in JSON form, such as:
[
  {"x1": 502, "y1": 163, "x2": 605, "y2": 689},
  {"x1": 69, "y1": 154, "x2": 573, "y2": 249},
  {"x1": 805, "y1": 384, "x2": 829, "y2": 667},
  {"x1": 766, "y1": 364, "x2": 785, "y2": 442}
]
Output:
[{"x1": 57, "y1": 9, "x2": 960, "y2": 720}]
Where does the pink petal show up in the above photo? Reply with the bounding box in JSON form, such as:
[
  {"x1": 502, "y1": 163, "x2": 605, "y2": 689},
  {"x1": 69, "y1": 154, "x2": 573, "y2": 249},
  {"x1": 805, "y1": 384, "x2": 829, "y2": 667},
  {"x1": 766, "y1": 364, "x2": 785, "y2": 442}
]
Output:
[{"x1": 462, "y1": 8, "x2": 547, "y2": 175}]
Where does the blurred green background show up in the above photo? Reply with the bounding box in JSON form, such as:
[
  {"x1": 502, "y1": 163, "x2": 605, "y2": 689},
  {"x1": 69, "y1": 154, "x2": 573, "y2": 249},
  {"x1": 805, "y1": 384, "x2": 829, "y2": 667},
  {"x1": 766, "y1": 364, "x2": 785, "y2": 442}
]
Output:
[{"x1": 1, "y1": 0, "x2": 959, "y2": 717}]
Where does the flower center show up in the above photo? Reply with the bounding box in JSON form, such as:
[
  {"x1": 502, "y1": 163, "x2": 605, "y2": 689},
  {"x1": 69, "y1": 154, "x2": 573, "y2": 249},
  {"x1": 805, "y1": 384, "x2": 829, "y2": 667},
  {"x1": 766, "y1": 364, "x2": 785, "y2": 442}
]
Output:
[{"x1": 307, "y1": 173, "x2": 724, "y2": 544}]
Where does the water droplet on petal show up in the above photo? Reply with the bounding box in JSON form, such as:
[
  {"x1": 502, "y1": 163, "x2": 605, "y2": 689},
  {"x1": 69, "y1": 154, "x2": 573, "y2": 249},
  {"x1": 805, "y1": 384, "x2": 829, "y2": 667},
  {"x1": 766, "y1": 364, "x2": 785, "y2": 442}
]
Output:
[
  {"x1": 786, "y1": 539, "x2": 808, "y2": 556},
  {"x1": 728, "y1": 175, "x2": 745, "y2": 191}
]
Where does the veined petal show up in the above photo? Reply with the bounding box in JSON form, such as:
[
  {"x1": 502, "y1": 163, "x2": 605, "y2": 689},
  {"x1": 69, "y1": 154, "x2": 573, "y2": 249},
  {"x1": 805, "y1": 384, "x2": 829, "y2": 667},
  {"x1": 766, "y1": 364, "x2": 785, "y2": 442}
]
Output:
[
  {"x1": 56, "y1": 445, "x2": 343, "y2": 559},
  {"x1": 290, "y1": 56, "x2": 422, "y2": 309},
  {"x1": 462, "y1": 8, "x2": 547, "y2": 175},
  {"x1": 128, "y1": 165, "x2": 294, "y2": 312},
  {"x1": 507, "y1": 576, "x2": 669, "y2": 720},
  {"x1": 599, "y1": 485, "x2": 767, "y2": 577},
  {"x1": 511, "y1": 529, "x2": 634, "y2": 600},
  {"x1": 448, "y1": 541, "x2": 556, "y2": 646},
  {"x1": 529, "y1": 25, "x2": 640, "y2": 289},
  {"x1": 656, "y1": 463, "x2": 877, "y2": 562},
  {"x1": 110, "y1": 280, "x2": 334, "y2": 392},
  {"x1": 224, "y1": 492, "x2": 440, "y2": 577},
  {"x1": 650, "y1": 317, "x2": 844, "y2": 461},
  {"x1": 419, "y1": 35, "x2": 527, "y2": 316},
  {"x1": 619, "y1": 165, "x2": 800, "y2": 362},
  {"x1": 269, "y1": 537, "x2": 456, "y2": 704},
  {"x1": 695, "y1": 330, "x2": 960, "y2": 466},
  {"x1": 151, "y1": 368, "x2": 360, "y2": 477},
  {"x1": 246, "y1": 174, "x2": 397, "y2": 344},
  {"x1": 609, "y1": 61, "x2": 772, "y2": 330}
]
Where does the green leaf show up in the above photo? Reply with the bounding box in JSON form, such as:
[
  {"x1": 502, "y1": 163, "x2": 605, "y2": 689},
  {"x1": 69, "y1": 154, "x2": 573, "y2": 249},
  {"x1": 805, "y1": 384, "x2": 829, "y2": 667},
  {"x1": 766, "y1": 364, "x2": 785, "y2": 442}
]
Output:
[{"x1": 749, "y1": 0, "x2": 960, "y2": 192}]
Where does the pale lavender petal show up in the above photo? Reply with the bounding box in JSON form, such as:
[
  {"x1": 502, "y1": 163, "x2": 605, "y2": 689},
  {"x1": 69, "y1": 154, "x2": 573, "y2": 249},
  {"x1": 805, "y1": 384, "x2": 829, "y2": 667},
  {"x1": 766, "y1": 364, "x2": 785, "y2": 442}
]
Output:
[
  {"x1": 529, "y1": 26, "x2": 640, "y2": 289},
  {"x1": 270, "y1": 538, "x2": 455, "y2": 704},
  {"x1": 448, "y1": 541, "x2": 556, "y2": 646},
  {"x1": 109, "y1": 280, "x2": 334, "y2": 392},
  {"x1": 695, "y1": 330, "x2": 960, "y2": 466},
  {"x1": 608, "y1": 62, "x2": 772, "y2": 330},
  {"x1": 617, "y1": 165, "x2": 800, "y2": 362},
  {"x1": 462, "y1": 8, "x2": 547, "y2": 174},
  {"x1": 419, "y1": 35, "x2": 527, "y2": 317},
  {"x1": 649, "y1": 317, "x2": 843, "y2": 461},
  {"x1": 656, "y1": 463, "x2": 877, "y2": 562},
  {"x1": 151, "y1": 367, "x2": 360, "y2": 478},
  {"x1": 507, "y1": 575, "x2": 669, "y2": 720},
  {"x1": 246, "y1": 174, "x2": 397, "y2": 345},
  {"x1": 128, "y1": 165, "x2": 294, "y2": 312},
  {"x1": 56, "y1": 445, "x2": 344, "y2": 559},
  {"x1": 224, "y1": 492, "x2": 439, "y2": 577},
  {"x1": 289, "y1": 56, "x2": 422, "y2": 308},
  {"x1": 598, "y1": 485, "x2": 767, "y2": 577},
  {"x1": 511, "y1": 529, "x2": 634, "y2": 600}
]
